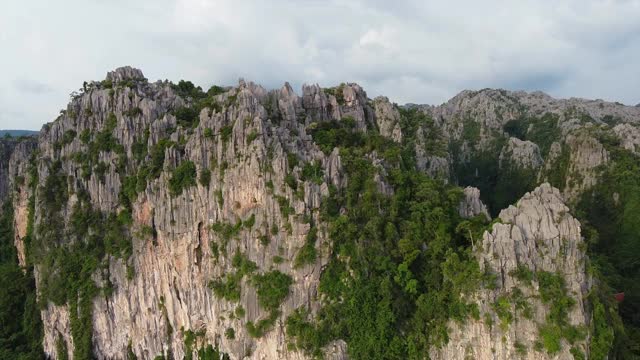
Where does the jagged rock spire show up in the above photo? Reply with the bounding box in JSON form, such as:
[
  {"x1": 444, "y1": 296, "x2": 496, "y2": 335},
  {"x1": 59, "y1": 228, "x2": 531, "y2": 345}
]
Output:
[{"x1": 105, "y1": 66, "x2": 146, "y2": 83}]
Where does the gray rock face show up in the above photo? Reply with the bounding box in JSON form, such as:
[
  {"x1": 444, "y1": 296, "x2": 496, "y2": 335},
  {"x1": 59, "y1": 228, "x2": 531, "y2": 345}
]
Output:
[
  {"x1": 499, "y1": 137, "x2": 543, "y2": 170},
  {"x1": 0, "y1": 139, "x2": 19, "y2": 207},
  {"x1": 458, "y1": 187, "x2": 490, "y2": 220},
  {"x1": 424, "y1": 88, "x2": 640, "y2": 129},
  {"x1": 301, "y1": 84, "x2": 332, "y2": 122},
  {"x1": 411, "y1": 88, "x2": 633, "y2": 206},
  {"x1": 372, "y1": 96, "x2": 402, "y2": 142},
  {"x1": 431, "y1": 184, "x2": 590, "y2": 360},
  {"x1": 412, "y1": 89, "x2": 640, "y2": 171},
  {"x1": 564, "y1": 133, "x2": 609, "y2": 200},
  {"x1": 0, "y1": 137, "x2": 36, "y2": 207},
  {"x1": 429, "y1": 89, "x2": 523, "y2": 131},
  {"x1": 0, "y1": 137, "x2": 37, "y2": 267},
  {"x1": 416, "y1": 154, "x2": 450, "y2": 179},
  {"x1": 340, "y1": 83, "x2": 374, "y2": 131},
  {"x1": 106, "y1": 66, "x2": 146, "y2": 83},
  {"x1": 414, "y1": 126, "x2": 450, "y2": 179},
  {"x1": 613, "y1": 123, "x2": 640, "y2": 154}
]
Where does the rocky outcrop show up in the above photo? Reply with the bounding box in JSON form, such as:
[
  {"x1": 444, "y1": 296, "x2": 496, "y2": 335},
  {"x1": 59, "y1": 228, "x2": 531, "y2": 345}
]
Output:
[
  {"x1": 516, "y1": 92, "x2": 640, "y2": 125},
  {"x1": 423, "y1": 89, "x2": 640, "y2": 130},
  {"x1": 0, "y1": 137, "x2": 38, "y2": 266},
  {"x1": 613, "y1": 123, "x2": 640, "y2": 154},
  {"x1": 458, "y1": 187, "x2": 490, "y2": 220},
  {"x1": 431, "y1": 184, "x2": 590, "y2": 360},
  {"x1": 428, "y1": 89, "x2": 522, "y2": 131},
  {"x1": 300, "y1": 84, "x2": 333, "y2": 122},
  {"x1": 372, "y1": 96, "x2": 402, "y2": 142},
  {"x1": 411, "y1": 88, "x2": 637, "y2": 208},
  {"x1": 0, "y1": 137, "x2": 37, "y2": 209},
  {"x1": 0, "y1": 139, "x2": 17, "y2": 205},
  {"x1": 414, "y1": 126, "x2": 450, "y2": 179},
  {"x1": 340, "y1": 83, "x2": 374, "y2": 131},
  {"x1": 106, "y1": 66, "x2": 146, "y2": 83},
  {"x1": 499, "y1": 137, "x2": 543, "y2": 170},
  {"x1": 562, "y1": 133, "x2": 609, "y2": 202}
]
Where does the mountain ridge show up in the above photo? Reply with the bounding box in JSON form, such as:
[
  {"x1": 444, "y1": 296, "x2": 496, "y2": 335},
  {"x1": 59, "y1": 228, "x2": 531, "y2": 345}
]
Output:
[
  {"x1": 0, "y1": 66, "x2": 638, "y2": 359},
  {"x1": 0, "y1": 129, "x2": 39, "y2": 137}
]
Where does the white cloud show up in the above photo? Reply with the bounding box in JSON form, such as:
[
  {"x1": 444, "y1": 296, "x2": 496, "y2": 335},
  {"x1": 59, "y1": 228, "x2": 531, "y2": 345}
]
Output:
[{"x1": 1, "y1": 0, "x2": 639, "y2": 130}]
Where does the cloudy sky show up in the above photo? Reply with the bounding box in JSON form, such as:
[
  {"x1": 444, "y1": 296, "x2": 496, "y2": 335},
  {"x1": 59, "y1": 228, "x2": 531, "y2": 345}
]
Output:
[{"x1": 1, "y1": 0, "x2": 639, "y2": 130}]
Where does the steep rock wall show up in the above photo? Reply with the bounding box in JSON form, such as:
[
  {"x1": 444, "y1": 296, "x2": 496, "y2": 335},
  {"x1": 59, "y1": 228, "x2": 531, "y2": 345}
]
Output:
[
  {"x1": 431, "y1": 184, "x2": 590, "y2": 360},
  {"x1": 10, "y1": 67, "x2": 401, "y2": 360}
]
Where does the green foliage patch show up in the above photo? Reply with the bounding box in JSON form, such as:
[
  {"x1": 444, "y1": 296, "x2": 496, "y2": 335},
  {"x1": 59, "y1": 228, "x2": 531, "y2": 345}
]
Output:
[
  {"x1": 252, "y1": 270, "x2": 293, "y2": 312},
  {"x1": 294, "y1": 227, "x2": 318, "y2": 268},
  {"x1": 286, "y1": 113, "x2": 484, "y2": 359},
  {"x1": 199, "y1": 168, "x2": 211, "y2": 187},
  {"x1": 28, "y1": 160, "x2": 134, "y2": 359},
  {"x1": 173, "y1": 106, "x2": 199, "y2": 128},
  {"x1": 503, "y1": 113, "x2": 560, "y2": 157},
  {"x1": 168, "y1": 160, "x2": 197, "y2": 196},
  {"x1": 0, "y1": 199, "x2": 44, "y2": 359},
  {"x1": 575, "y1": 145, "x2": 640, "y2": 357},
  {"x1": 307, "y1": 119, "x2": 363, "y2": 154}
]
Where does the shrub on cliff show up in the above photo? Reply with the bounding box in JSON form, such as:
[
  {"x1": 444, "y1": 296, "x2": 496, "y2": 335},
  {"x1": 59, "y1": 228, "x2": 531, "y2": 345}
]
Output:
[{"x1": 169, "y1": 161, "x2": 197, "y2": 196}]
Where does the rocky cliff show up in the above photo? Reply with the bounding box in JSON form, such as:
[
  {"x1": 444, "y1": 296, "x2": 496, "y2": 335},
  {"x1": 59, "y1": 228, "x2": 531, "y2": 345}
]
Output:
[
  {"x1": 1, "y1": 67, "x2": 639, "y2": 359},
  {"x1": 0, "y1": 136, "x2": 37, "y2": 211},
  {"x1": 431, "y1": 184, "x2": 590, "y2": 360},
  {"x1": 4, "y1": 67, "x2": 407, "y2": 359}
]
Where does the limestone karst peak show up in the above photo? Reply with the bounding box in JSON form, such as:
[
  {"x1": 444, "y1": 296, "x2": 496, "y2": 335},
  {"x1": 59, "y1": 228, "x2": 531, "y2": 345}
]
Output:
[
  {"x1": 105, "y1": 66, "x2": 146, "y2": 83},
  {"x1": 280, "y1": 81, "x2": 295, "y2": 96},
  {"x1": 2, "y1": 67, "x2": 639, "y2": 360}
]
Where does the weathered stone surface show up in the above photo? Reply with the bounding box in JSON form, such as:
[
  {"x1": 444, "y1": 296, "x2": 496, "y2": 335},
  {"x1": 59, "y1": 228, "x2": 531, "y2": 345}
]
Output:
[
  {"x1": 301, "y1": 84, "x2": 330, "y2": 121},
  {"x1": 0, "y1": 140, "x2": 17, "y2": 205},
  {"x1": 613, "y1": 123, "x2": 640, "y2": 154},
  {"x1": 428, "y1": 89, "x2": 523, "y2": 131},
  {"x1": 41, "y1": 303, "x2": 73, "y2": 360},
  {"x1": 410, "y1": 88, "x2": 635, "y2": 206},
  {"x1": 340, "y1": 83, "x2": 374, "y2": 131},
  {"x1": 563, "y1": 133, "x2": 609, "y2": 201},
  {"x1": 414, "y1": 126, "x2": 450, "y2": 179},
  {"x1": 499, "y1": 137, "x2": 543, "y2": 170},
  {"x1": 372, "y1": 96, "x2": 402, "y2": 142},
  {"x1": 431, "y1": 184, "x2": 590, "y2": 360},
  {"x1": 424, "y1": 88, "x2": 640, "y2": 128},
  {"x1": 0, "y1": 137, "x2": 36, "y2": 208},
  {"x1": 106, "y1": 66, "x2": 146, "y2": 83},
  {"x1": 458, "y1": 186, "x2": 490, "y2": 221},
  {"x1": 0, "y1": 137, "x2": 37, "y2": 266}
]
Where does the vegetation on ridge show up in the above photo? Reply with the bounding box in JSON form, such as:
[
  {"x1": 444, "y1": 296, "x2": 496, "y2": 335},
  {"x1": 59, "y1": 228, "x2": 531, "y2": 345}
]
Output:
[
  {"x1": 285, "y1": 109, "x2": 486, "y2": 359},
  {"x1": 4, "y1": 70, "x2": 639, "y2": 360}
]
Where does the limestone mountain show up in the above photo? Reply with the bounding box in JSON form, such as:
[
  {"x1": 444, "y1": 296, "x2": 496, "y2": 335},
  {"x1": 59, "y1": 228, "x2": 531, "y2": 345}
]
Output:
[
  {"x1": 0, "y1": 130, "x2": 39, "y2": 138},
  {"x1": 0, "y1": 67, "x2": 638, "y2": 359}
]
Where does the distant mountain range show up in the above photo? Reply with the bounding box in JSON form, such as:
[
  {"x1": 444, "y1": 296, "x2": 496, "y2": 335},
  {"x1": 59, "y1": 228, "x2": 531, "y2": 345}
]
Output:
[{"x1": 0, "y1": 129, "x2": 39, "y2": 137}]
